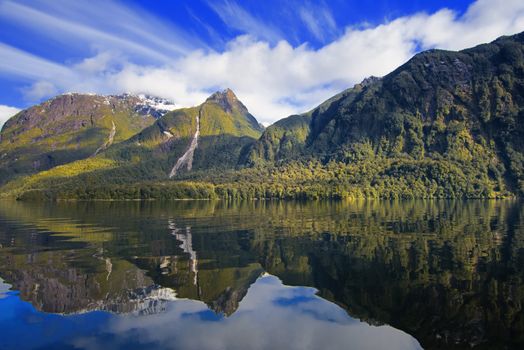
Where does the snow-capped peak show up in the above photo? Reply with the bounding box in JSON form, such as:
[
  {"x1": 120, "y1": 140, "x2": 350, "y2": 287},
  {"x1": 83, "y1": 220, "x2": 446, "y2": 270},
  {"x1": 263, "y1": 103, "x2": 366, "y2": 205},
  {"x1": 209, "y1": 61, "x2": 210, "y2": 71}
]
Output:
[
  {"x1": 138, "y1": 94, "x2": 177, "y2": 112},
  {"x1": 43, "y1": 92, "x2": 177, "y2": 119},
  {"x1": 133, "y1": 94, "x2": 177, "y2": 119}
]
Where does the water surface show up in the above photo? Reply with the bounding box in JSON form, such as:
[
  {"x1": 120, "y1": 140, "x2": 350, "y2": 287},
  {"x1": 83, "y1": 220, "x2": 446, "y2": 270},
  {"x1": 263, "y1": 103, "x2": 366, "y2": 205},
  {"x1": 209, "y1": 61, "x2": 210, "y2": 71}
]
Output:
[{"x1": 0, "y1": 200, "x2": 522, "y2": 349}]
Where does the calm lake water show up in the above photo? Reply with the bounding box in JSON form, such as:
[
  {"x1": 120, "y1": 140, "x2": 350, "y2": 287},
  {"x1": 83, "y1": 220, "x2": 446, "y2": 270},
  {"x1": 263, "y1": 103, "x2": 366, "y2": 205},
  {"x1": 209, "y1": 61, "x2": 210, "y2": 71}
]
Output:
[{"x1": 0, "y1": 200, "x2": 522, "y2": 350}]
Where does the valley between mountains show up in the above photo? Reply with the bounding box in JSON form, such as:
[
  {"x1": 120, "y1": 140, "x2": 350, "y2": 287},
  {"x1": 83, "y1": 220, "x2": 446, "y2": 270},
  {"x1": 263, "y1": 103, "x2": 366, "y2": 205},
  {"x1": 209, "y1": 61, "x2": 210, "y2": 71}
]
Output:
[{"x1": 1, "y1": 32, "x2": 524, "y2": 200}]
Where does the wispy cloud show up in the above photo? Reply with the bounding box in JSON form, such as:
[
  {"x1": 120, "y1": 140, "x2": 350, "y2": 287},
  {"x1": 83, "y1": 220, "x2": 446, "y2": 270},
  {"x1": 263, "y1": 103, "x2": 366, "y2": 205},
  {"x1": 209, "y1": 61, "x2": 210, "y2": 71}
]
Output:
[
  {"x1": 0, "y1": 0, "x2": 524, "y2": 125},
  {"x1": 206, "y1": 0, "x2": 283, "y2": 43},
  {"x1": 0, "y1": 43, "x2": 73, "y2": 81},
  {"x1": 185, "y1": 6, "x2": 226, "y2": 48},
  {"x1": 299, "y1": 3, "x2": 338, "y2": 43},
  {"x1": 0, "y1": 0, "x2": 201, "y2": 62}
]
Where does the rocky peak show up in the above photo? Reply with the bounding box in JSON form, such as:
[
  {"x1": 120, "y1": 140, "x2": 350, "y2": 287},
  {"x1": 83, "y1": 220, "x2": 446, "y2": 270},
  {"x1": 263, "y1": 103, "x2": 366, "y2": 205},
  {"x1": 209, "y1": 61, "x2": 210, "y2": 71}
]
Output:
[
  {"x1": 205, "y1": 88, "x2": 246, "y2": 113},
  {"x1": 359, "y1": 76, "x2": 381, "y2": 87}
]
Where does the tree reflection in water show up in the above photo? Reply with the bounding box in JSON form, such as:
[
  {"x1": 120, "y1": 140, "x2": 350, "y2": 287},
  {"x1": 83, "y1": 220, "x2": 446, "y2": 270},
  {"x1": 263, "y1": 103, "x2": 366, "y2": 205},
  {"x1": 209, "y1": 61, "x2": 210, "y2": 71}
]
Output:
[{"x1": 0, "y1": 199, "x2": 522, "y2": 349}]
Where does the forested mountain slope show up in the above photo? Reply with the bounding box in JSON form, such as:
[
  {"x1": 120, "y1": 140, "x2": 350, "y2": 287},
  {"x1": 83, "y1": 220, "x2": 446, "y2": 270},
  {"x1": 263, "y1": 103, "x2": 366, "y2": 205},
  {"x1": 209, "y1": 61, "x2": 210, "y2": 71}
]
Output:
[
  {"x1": 243, "y1": 32, "x2": 524, "y2": 198},
  {"x1": 2, "y1": 32, "x2": 524, "y2": 200}
]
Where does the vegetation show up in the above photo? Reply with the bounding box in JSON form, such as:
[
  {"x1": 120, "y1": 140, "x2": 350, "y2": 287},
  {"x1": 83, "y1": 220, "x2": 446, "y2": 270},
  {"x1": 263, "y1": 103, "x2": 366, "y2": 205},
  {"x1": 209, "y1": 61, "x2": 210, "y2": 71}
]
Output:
[
  {"x1": 1, "y1": 33, "x2": 524, "y2": 200},
  {"x1": 0, "y1": 93, "x2": 156, "y2": 185},
  {"x1": 244, "y1": 33, "x2": 524, "y2": 198}
]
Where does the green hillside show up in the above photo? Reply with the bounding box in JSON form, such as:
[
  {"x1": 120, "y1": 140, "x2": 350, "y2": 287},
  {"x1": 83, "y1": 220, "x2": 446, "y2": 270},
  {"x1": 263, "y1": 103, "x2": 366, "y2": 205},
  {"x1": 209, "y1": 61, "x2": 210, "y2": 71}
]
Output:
[
  {"x1": 2, "y1": 32, "x2": 524, "y2": 200},
  {"x1": 106, "y1": 88, "x2": 263, "y2": 172},
  {"x1": 0, "y1": 93, "x2": 162, "y2": 185},
  {"x1": 239, "y1": 32, "x2": 524, "y2": 199},
  {"x1": 0, "y1": 89, "x2": 264, "y2": 199}
]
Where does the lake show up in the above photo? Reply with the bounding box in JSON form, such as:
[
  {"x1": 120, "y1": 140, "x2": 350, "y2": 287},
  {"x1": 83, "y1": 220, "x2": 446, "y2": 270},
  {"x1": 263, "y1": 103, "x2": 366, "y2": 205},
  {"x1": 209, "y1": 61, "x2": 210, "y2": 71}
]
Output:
[{"x1": 0, "y1": 200, "x2": 522, "y2": 349}]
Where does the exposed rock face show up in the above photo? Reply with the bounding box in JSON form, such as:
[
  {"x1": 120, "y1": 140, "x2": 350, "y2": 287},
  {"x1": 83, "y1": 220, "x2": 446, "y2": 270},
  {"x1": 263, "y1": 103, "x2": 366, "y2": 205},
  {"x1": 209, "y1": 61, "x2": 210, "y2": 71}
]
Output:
[
  {"x1": 2, "y1": 93, "x2": 171, "y2": 136},
  {"x1": 106, "y1": 88, "x2": 264, "y2": 178},
  {"x1": 134, "y1": 94, "x2": 177, "y2": 118},
  {"x1": 169, "y1": 109, "x2": 200, "y2": 177},
  {"x1": 92, "y1": 120, "x2": 116, "y2": 156}
]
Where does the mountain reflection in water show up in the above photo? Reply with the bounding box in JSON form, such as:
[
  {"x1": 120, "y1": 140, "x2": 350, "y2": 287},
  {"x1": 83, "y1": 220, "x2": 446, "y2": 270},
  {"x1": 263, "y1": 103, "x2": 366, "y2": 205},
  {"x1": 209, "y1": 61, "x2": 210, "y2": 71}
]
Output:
[
  {"x1": 0, "y1": 274, "x2": 419, "y2": 350},
  {"x1": 0, "y1": 200, "x2": 522, "y2": 349}
]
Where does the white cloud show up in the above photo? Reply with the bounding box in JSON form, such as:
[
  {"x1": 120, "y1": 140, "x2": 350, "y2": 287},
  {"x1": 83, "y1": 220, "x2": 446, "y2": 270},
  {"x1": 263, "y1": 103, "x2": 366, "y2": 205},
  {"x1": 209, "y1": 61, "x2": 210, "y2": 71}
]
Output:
[
  {"x1": 1, "y1": 0, "x2": 524, "y2": 125},
  {"x1": 207, "y1": 0, "x2": 283, "y2": 43},
  {"x1": 23, "y1": 81, "x2": 59, "y2": 102},
  {"x1": 72, "y1": 275, "x2": 421, "y2": 350},
  {"x1": 0, "y1": 105, "x2": 20, "y2": 129},
  {"x1": 299, "y1": 3, "x2": 337, "y2": 43}
]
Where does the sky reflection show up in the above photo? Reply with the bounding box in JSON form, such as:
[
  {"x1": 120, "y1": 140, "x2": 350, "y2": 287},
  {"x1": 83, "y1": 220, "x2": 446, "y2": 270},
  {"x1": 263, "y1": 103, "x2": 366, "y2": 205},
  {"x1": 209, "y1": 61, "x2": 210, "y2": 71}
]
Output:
[{"x1": 0, "y1": 274, "x2": 420, "y2": 350}]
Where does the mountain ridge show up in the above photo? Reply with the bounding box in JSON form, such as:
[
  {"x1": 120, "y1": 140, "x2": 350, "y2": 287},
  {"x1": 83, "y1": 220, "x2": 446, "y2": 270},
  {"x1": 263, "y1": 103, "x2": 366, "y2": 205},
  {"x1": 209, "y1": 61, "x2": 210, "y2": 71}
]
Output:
[
  {"x1": 2, "y1": 32, "x2": 524, "y2": 199},
  {"x1": 241, "y1": 31, "x2": 524, "y2": 198},
  {"x1": 0, "y1": 92, "x2": 175, "y2": 185}
]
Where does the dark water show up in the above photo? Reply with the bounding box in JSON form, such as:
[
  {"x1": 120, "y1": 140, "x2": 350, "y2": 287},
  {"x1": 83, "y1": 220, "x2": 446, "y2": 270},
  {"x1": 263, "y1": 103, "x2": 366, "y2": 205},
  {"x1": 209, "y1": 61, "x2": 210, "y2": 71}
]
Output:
[{"x1": 0, "y1": 200, "x2": 522, "y2": 350}]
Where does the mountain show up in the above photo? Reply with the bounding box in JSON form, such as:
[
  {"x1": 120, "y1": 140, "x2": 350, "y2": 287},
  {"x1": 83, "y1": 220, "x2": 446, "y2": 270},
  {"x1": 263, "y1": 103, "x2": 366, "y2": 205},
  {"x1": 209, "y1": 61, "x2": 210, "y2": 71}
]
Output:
[
  {"x1": 108, "y1": 88, "x2": 263, "y2": 177},
  {"x1": 1, "y1": 32, "x2": 524, "y2": 200},
  {"x1": 243, "y1": 32, "x2": 524, "y2": 198},
  {"x1": 0, "y1": 93, "x2": 175, "y2": 185},
  {"x1": 0, "y1": 89, "x2": 264, "y2": 199},
  {"x1": 245, "y1": 76, "x2": 378, "y2": 165}
]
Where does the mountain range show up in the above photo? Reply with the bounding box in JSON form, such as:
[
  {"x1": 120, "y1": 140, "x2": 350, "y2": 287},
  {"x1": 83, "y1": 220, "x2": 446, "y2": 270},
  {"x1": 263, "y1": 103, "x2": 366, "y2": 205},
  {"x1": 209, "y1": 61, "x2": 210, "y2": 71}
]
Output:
[{"x1": 1, "y1": 32, "x2": 524, "y2": 200}]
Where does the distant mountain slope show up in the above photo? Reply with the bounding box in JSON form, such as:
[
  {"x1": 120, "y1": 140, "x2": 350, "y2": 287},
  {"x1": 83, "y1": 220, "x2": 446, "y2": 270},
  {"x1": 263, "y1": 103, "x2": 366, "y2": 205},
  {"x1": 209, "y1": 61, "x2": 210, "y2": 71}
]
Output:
[
  {"x1": 0, "y1": 93, "x2": 174, "y2": 184},
  {"x1": 244, "y1": 114, "x2": 312, "y2": 164},
  {"x1": 103, "y1": 88, "x2": 264, "y2": 176},
  {"x1": 244, "y1": 81, "x2": 370, "y2": 165},
  {"x1": 130, "y1": 88, "x2": 262, "y2": 146}
]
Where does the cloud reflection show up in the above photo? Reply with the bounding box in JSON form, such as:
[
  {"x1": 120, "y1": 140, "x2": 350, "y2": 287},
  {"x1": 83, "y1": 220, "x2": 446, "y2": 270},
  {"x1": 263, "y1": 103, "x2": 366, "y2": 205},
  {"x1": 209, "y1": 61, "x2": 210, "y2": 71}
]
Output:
[{"x1": 0, "y1": 274, "x2": 421, "y2": 350}]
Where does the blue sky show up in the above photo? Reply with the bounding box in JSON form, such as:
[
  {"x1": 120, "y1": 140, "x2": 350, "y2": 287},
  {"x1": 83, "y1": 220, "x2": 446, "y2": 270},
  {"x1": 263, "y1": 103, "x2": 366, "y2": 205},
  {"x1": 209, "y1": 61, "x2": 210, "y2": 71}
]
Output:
[{"x1": 1, "y1": 0, "x2": 524, "y2": 126}]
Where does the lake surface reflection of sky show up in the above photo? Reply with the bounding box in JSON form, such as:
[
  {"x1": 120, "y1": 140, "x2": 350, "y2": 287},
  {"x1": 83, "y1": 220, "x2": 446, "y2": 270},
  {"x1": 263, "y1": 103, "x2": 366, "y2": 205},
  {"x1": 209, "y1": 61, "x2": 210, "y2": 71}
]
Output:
[{"x1": 0, "y1": 274, "x2": 420, "y2": 350}]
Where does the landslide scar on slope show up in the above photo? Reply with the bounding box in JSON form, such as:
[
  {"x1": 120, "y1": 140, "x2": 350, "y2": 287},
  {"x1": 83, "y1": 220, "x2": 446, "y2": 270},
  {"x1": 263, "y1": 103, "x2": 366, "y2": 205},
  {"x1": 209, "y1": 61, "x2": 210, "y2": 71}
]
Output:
[
  {"x1": 169, "y1": 109, "x2": 200, "y2": 178},
  {"x1": 92, "y1": 120, "x2": 116, "y2": 157}
]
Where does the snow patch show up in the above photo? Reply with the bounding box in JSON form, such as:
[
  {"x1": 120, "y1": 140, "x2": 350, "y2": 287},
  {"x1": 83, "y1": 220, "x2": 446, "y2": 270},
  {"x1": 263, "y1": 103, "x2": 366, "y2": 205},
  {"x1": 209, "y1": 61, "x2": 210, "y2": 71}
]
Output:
[
  {"x1": 138, "y1": 94, "x2": 177, "y2": 111},
  {"x1": 133, "y1": 94, "x2": 176, "y2": 119}
]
